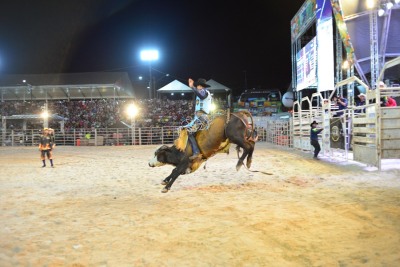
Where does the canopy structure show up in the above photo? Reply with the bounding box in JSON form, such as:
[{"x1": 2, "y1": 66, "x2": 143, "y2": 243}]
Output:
[
  {"x1": 341, "y1": 0, "x2": 400, "y2": 87},
  {"x1": 206, "y1": 79, "x2": 232, "y2": 93},
  {"x1": 4, "y1": 114, "x2": 65, "y2": 120},
  {"x1": 0, "y1": 72, "x2": 135, "y2": 101},
  {"x1": 1, "y1": 114, "x2": 67, "y2": 132},
  {"x1": 157, "y1": 79, "x2": 232, "y2": 94},
  {"x1": 157, "y1": 79, "x2": 192, "y2": 94}
]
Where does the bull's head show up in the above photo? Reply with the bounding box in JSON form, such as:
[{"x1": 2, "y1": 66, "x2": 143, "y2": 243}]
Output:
[{"x1": 148, "y1": 145, "x2": 170, "y2": 167}]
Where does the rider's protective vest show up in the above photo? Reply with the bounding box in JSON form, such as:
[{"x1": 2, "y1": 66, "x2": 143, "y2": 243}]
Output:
[{"x1": 195, "y1": 90, "x2": 212, "y2": 114}]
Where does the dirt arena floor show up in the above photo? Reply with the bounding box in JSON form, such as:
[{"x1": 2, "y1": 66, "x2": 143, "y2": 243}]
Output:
[{"x1": 0, "y1": 143, "x2": 400, "y2": 266}]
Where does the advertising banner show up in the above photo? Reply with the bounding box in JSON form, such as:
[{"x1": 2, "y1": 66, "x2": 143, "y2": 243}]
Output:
[{"x1": 316, "y1": 0, "x2": 335, "y2": 92}]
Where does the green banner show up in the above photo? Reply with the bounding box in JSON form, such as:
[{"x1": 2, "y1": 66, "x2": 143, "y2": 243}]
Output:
[{"x1": 331, "y1": 0, "x2": 354, "y2": 59}]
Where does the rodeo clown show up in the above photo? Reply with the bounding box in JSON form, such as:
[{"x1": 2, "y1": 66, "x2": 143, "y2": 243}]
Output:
[
  {"x1": 184, "y1": 78, "x2": 213, "y2": 160},
  {"x1": 39, "y1": 127, "x2": 54, "y2": 167}
]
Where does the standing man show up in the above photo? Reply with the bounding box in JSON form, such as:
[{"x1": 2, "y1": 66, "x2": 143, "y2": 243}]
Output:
[
  {"x1": 39, "y1": 128, "x2": 54, "y2": 167},
  {"x1": 355, "y1": 93, "x2": 366, "y2": 114},
  {"x1": 310, "y1": 121, "x2": 323, "y2": 159},
  {"x1": 184, "y1": 78, "x2": 212, "y2": 160},
  {"x1": 332, "y1": 94, "x2": 348, "y2": 117}
]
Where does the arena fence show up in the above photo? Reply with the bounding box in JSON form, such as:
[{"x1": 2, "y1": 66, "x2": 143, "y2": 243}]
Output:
[
  {"x1": 0, "y1": 118, "x2": 292, "y2": 148},
  {"x1": 0, "y1": 127, "x2": 180, "y2": 147}
]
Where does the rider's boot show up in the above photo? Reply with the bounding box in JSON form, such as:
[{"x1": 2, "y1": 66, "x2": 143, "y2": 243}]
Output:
[{"x1": 188, "y1": 134, "x2": 202, "y2": 160}]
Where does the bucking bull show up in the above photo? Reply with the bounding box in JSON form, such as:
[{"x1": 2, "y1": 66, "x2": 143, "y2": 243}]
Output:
[{"x1": 148, "y1": 110, "x2": 258, "y2": 193}]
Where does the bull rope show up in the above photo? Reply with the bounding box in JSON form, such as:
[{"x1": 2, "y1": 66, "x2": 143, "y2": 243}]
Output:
[{"x1": 230, "y1": 110, "x2": 256, "y2": 141}]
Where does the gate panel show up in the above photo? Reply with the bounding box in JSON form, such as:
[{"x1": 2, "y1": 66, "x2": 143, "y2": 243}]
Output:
[
  {"x1": 352, "y1": 106, "x2": 379, "y2": 167},
  {"x1": 381, "y1": 107, "x2": 400, "y2": 159}
]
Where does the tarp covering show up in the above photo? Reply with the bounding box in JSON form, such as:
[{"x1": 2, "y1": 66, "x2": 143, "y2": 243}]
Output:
[
  {"x1": 157, "y1": 79, "x2": 231, "y2": 94},
  {"x1": 5, "y1": 114, "x2": 66, "y2": 120},
  {"x1": 0, "y1": 72, "x2": 134, "y2": 101},
  {"x1": 341, "y1": 1, "x2": 400, "y2": 80},
  {"x1": 206, "y1": 79, "x2": 232, "y2": 93},
  {"x1": 157, "y1": 80, "x2": 192, "y2": 93}
]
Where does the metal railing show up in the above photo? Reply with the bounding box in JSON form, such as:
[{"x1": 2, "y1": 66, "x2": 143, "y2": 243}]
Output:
[
  {"x1": 1, "y1": 119, "x2": 292, "y2": 148},
  {"x1": 0, "y1": 127, "x2": 180, "y2": 147}
]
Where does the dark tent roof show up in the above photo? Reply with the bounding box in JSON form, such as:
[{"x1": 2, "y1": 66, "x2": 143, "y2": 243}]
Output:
[
  {"x1": 0, "y1": 72, "x2": 134, "y2": 101},
  {"x1": 342, "y1": 2, "x2": 400, "y2": 83},
  {"x1": 206, "y1": 79, "x2": 232, "y2": 93}
]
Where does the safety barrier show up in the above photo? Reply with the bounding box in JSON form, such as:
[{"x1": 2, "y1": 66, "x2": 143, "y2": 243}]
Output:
[
  {"x1": 1, "y1": 120, "x2": 293, "y2": 148},
  {"x1": 291, "y1": 56, "x2": 400, "y2": 169},
  {"x1": 0, "y1": 126, "x2": 180, "y2": 147}
]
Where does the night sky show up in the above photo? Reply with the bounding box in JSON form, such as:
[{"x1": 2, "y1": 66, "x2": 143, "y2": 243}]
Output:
[{"x1": 0, "y1": 0, "x2": 305, "y2": 97}]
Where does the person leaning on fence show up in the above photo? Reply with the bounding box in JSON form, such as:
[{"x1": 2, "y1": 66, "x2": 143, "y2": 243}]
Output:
[
  {"x1": 310, "y1": 121, "x2": 323, "y2": 160},
  {"x1": 332, "y1": 94, "x2": 348, "y2": 117},
  {"x1": 39, "y1": 128, "x2": 54, "y2": 167},
  {"x1": 378, "y1": 81, "x2": 397, "y2": 107},
  {"x1": 355, "y1": 93, "x2": 366, "y2": 114},
  {"x1": 382, "y1": 96, "x2": 398, "y2": 107}
]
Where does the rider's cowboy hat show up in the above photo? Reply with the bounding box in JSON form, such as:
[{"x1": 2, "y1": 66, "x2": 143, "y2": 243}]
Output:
[
  {"x1": 310, "y1": 120, "x2": 318, "y2": 127},
  {"x1": 194, "y1": 78, "x2": 211, "y2": 88}
]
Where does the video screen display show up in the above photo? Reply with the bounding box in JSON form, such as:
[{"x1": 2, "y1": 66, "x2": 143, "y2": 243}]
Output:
[{"x1": 296, "y1": 37, "x2": 317, "y2": 91}]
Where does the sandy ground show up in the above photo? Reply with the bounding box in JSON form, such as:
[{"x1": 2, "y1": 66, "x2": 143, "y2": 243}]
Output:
[{"x1": 0, "y1": 143, "x2": 400, "y2": 267}]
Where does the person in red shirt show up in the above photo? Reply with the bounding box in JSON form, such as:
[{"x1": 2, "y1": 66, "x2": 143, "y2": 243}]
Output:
[
  {"x1": 384, "y1": 96, "x2": 397, "y2": 107},
  {"x1": 379, "y1": 81, "x2": 397, "y2": 107}
]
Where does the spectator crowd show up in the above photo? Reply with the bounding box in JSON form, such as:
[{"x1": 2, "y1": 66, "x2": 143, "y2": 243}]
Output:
[{"x1": 0, "y1": 97, "x2": 227, "y2": 130}]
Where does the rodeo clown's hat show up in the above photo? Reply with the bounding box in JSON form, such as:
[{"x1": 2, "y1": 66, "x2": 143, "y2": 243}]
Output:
[{"x1": 310, "y1": 120, "x2": 318, "y2": 127}]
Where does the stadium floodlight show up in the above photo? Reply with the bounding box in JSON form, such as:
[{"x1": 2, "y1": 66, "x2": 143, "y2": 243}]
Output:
[
  {"x1": 41, "y1": 105, "x2": 49, "y2": 128},
  {"x1": 126, "y1": 103, "x2": 138, "y2": 118},
  {"x1": 378, "y1": 7, "x2": 385, "y2": 16},
  {"x1": 366, "y1": 0, "x2": 375, "y2": 9},
  {"x1": 126, "y1": 103, "x2": 139, "y2": 145},
  {"x1": 386, "y1": 1, "x2": 394, "y2": 9},
  {"x1": 140, "y1": 50, "x2": 159, "y2": 61},
  {"x1": 41, "y1": 110, "x2": 49, "y2": 118},
  {"x1": 140, "y1": 49, "x2": 159, "y2": 99},
  {"x1": 342, "y1": 60, "x2": 350, "y2": 69}
]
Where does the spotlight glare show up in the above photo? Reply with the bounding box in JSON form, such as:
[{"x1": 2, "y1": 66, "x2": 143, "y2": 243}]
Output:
[
  {"x1": 126, "y1": 104, "x2": 138, "y2": 118},
  {"x1": 210, "y1": 103, "x2": 216, "y2": 111},
  {"x1": 42, "y1": 111, "x2": 49, "y2": 118},
  {"x1": 342, "y1": 60, "x2": 349, "y2": 69},
  {"x1": 366, "y1": 0, "x2": 375, "y2": 9},
  {"x1": 378, "y1": 8, "x2": 385, "y2": 16},
  {"x1": 386, "y1": 2, "x2": 393, "y2": 9}
]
